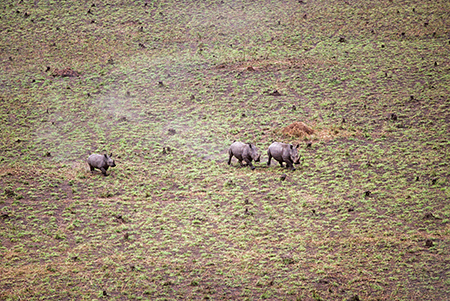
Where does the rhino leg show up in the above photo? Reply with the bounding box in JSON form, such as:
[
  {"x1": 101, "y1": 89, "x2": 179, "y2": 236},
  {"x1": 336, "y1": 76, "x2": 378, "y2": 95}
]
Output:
[
  {"x1": 100, "y1": 167, "x2": 108, "y2": 176},
  {"x1": 89, "y1": 165, "x2": 95, "y2": 173},
  {"x1": 267, "y1": 152, "x2": 272, "y2": 166},
  {"x1": 279, "y1": 161, "x2": 284, "y2": 167},
  {"x1": 286, "y1": 161, "x2": 295, "y2": 171},
  {"x1": 244, "y1": 159, "x2": 255, "y2": 170},
  {"x1": 228, "y1": 152, "x2": 233, "y2": 165}
]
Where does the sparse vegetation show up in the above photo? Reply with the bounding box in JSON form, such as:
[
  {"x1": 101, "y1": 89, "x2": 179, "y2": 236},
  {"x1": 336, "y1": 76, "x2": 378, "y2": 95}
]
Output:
[{"x1": 1, "y1": 0, "x2": 450, "y2": 300}]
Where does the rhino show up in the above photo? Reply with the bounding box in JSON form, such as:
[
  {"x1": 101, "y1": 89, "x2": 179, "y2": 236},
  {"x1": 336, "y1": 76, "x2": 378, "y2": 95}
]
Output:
[
  {"x1": 228, "y1": 142, "x2": 261, "y2": 170},
  {"x1": 87, "y1": 153, "x2": 116, "y2": 176},
  {"x1": 267, "y1": 142, "x2": 300, "y2": 170}
]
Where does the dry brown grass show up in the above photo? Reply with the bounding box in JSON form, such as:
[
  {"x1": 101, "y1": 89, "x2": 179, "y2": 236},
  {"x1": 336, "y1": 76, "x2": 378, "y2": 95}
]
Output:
[
  {"x1": 282, "y1": 122, "x2": 315, "y2": 137},
  {"x1": 280, "y1": 121, "x2": 360, "y2": 143}
]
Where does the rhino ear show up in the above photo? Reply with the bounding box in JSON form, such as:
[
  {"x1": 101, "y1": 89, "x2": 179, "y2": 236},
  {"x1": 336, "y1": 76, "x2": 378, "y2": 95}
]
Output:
[
  {"x1": 109, "y1": 153, "x2": 113, "y2": 157},
  {"x1": 296, "y1": 144, "x2": 300, "y2": 149},
  {"x1": 104, "y1": 154, "x2": 108, "y2": 158},
  {"x1": 290, "y1": 144, "x2": 293, "y2": 149},
  {"x1": 248, "y1": 143, "x2": 252, "y2": 149}
]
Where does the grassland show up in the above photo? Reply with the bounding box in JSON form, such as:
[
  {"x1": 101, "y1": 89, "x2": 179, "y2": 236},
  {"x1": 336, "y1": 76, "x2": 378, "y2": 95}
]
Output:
[{"x1": 1, "y1": 0, "x2": 450, "y2": 300}]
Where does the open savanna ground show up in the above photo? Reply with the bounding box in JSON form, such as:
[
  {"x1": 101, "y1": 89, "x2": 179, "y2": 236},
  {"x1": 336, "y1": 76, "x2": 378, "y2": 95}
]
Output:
[{"x1": 1, "y1": 0, "x2": 449, "y2": 300}]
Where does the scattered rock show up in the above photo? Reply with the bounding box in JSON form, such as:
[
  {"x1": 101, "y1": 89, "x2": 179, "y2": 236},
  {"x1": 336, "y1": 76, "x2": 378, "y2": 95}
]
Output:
[
  {"x1": 348, "y1": 207, "x2": 354, "y2": 212},
  {"x1": 45, "y1": 66, "x2": 50, "y2": 72},
  {"x1": 118, "y1": 116, "x2": 127, "y2": 122},
  {"x1": 190, "y1": 94, "x2": 195, "y2": 100},
  {"x1": 168, "y1": 128, "x2": 176, "y2": 135},
  {"x1": 431, "y1": 178, "x2": 437, "y2": 185},
  {"x1": 423, "y1": 212, "x2": 439, "y2": 220},
  {"x1": 280, "y1": 173, "x2": 287, "y2": 181},
  {"x1": 292, "y1": 105, "x2": 296, "y2": 111},
  {"x1": 338, "y1": 37, "x2": 346, "y2": 43},
  {"x1": 138, "y1": 43, "x2": 146, "y2": 48},
  {"x1": 425, "y1": 239, "x2": 433, "y2": 248},
  {"x1": 348, "y1": 295, "x2": 360, "y2": 301},
  {"x1": 246, "y1": 66, "x2": 255, "y2": 71},
  {"x1": 158, "y1": 81, "x2": 164, "y2": 86},
  {"x1": 263, "y1": 89, "x2": 282, "y2": 96},
  {"x1": 115, "y1": 215, "x2": 125, "y2": 222},
  {"x1": 387, "y1": 112, "x2": 397, "y2": 120},
  {"x1": 45, "y1": 152, "x2": 51, "y2": 157},
  {"x1": 281, "y1": 255, "x2": 295, "y2": 265},
  {"x1": 0, "y1": 212, "x2": 10, "y2": 219},
  {"x1": 4, "y1": 189, "x2": 16, "y2": 198},
  {"x1": 364, "y1": 190, "x2": 371, "y2": 197},
  {"x1": 306, "y1": 141, "x2": 312, "y2": 148},
  {"x1": 123, "y1": 232, "x2": 129, "y2": 240},
  {"x1": 51, "y1": 68, "x2": 80, "y2": 77},
  {"x1": 225, "y1": 179, "x2": 234, "y2": 187}
]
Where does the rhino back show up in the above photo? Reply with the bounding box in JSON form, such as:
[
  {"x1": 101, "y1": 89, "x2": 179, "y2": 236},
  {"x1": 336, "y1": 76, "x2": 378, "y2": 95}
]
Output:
[
  {"x1": 229, "y1": 142, "x2": 247, "y2": 159},
  {"x1": 88, "y1": 154, "x2": 106, "y2": 167},
  {"x1": 268, "y1": 142, "x2": 289, "y2": 159}
]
